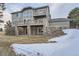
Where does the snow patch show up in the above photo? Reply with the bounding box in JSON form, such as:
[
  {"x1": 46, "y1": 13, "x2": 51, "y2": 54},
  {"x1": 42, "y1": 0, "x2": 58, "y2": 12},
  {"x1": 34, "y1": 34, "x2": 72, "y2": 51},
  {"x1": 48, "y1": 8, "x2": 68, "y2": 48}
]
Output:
[{"x1": 11, "y1": 29, "x2": 79, "y2": 56}]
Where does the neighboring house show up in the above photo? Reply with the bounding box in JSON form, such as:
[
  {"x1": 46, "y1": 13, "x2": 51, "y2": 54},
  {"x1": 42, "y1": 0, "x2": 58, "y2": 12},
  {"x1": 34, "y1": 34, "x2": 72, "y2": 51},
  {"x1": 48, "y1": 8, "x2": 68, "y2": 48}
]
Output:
[
  {"x1": 11, "y1": 6, "x2": 51, "y2": 35},
  {"x1": 11, "y1": 6, "x2": 71, "y2": 35},
  {"x1": 49, "y1": 18, "x2": 71, "y2": 30}
]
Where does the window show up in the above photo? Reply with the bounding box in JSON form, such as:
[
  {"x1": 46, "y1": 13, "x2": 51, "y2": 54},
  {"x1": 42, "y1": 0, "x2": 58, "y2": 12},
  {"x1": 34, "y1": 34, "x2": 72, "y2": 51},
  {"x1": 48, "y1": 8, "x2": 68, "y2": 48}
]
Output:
[
  {"x1": 27, "y1": 12, "x2": 32, "y2": 17},
  {"x1": 16, "y1": 13, "x2": 18, "y2": 17},
  {"x1": 16, "y1": 13, "x2": 22, "y2": 18},
  {"x1": 18, "y1": 13, "x2": 22, "y2": 17},
  {"x1": 23, "y1": 11, "x2": 32, "y2": 17}
]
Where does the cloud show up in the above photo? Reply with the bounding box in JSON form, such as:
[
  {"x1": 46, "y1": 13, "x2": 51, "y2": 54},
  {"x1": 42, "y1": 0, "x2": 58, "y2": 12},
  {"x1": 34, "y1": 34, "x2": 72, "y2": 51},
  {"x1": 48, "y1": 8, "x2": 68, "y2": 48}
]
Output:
[
  {"x1": 49, "y1": 3, "x2": 79, "y2": 19},
  {"x1": 5, "y1": 3, "x2": 79, "y2": 19},
  {"x1": 5, "y1": 3, "x2": 48, "y2": 13},
  {"x1": 49, "y1": 3, "x2": 67, "y2": 18},
  {"x1": 5, "y1": 3, "x2": 23, "y2": 13}
]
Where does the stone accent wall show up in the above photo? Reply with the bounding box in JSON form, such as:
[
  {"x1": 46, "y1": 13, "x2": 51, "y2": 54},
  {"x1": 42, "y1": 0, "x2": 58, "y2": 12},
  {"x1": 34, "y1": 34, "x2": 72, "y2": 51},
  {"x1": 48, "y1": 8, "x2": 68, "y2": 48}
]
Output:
[{"x1": 45, "y1": 27, "x2": 64, "y2": 38}]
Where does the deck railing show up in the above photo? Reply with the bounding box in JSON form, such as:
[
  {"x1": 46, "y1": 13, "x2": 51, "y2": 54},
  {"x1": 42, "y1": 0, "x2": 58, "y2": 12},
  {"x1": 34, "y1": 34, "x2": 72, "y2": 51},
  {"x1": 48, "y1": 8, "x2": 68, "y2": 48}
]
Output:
[{"x1": 14, "y1": 19, "x2": 44, "y2": 26}]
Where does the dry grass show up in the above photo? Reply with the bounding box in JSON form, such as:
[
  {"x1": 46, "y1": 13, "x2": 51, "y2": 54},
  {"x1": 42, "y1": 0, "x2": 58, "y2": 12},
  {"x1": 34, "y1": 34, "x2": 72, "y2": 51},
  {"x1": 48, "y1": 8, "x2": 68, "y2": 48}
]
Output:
[
  {"x1": 0, "y1": 30, "x2": 64, "y2": 56},
  {"x1": 0, "y1": 32, "x2": 49, "y2": 47},
  {"x1": 0, "y1": 32, "x2": 49, "y2": 56},
  {"x1": 0, "y1": 34, "x2": 49, "y2": 46}
]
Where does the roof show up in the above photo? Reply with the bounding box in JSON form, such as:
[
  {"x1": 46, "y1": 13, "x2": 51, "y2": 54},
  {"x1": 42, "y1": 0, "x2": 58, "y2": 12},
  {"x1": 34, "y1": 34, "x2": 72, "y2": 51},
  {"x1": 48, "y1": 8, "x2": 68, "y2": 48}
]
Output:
[
  {"x1": 34, "y1": 6, "x2": 49, "y2": 10},
  {"x1": 49, "y1": 18, "x2": 71, "y2": 23},
  {"x1": 11, "y1": 6, "x2": 49, "y2": 14},
  {"x1": 22, "y1": 7, "x2": 33, "y2": 11}
]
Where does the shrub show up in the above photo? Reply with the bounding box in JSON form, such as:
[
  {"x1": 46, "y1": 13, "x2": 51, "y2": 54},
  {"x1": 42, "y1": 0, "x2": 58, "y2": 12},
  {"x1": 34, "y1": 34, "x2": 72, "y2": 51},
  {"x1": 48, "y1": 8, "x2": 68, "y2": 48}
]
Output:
[
  {"x1": 5, "y1": 21, "x2": 15, "y2": 35},
  {"x1": 0, "y1": 28, "x2": 3, "y2": 31}
]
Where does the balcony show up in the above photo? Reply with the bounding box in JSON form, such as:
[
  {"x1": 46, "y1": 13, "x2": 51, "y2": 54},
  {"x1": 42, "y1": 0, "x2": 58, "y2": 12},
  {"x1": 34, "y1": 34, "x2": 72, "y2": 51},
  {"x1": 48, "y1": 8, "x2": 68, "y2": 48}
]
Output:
[
  {"x1": 34, "y1": 9, "x2": 47, "y2": 16},
  {"x1": 15, "y1": 19, "x2": 44, "y2": 26},
  {"x1": 29, "y1": 20, "x2": 43, "y2": 25},
  {"x1": 34, "y1": 12, "x2": 46, "y2": 17}
]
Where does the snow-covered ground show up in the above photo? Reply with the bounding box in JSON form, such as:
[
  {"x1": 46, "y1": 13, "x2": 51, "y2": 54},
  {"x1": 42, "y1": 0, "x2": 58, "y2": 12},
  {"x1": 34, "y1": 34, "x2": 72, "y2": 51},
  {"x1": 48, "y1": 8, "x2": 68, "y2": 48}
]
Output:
[{"x1": 11, "y1": 29, "x2": 79, "y2": 56}]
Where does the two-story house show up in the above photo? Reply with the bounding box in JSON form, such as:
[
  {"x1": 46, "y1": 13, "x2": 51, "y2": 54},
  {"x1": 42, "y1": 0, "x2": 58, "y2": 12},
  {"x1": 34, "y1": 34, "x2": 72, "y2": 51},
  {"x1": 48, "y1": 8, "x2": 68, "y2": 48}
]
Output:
[
  {"x1": 11, "y1": 6, "x2": 71, "y2": 36},
  {"x1": 11, "y1": 6, "x2": 51, "y2": 35}
]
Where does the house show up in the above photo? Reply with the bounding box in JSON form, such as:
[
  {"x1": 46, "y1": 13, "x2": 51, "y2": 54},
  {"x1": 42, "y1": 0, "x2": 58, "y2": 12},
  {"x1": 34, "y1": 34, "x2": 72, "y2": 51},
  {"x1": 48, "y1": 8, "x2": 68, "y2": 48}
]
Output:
[
  {"x1": 49, "y1": 18, "x2": 71, "y2": 30},
  {"x1": 11, "y1": 6, "x2": 51, "y2": 35},
  {"x1": 11, "y1": 6, "x2": 70, "y2": 35}
]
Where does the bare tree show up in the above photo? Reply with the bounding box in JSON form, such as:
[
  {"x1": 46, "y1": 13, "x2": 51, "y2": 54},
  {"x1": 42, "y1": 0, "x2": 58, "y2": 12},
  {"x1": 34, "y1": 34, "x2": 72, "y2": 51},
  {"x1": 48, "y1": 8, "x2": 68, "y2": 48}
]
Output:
[{"x1": 5, "y1": 21, "x2": 15, "y2": 35}]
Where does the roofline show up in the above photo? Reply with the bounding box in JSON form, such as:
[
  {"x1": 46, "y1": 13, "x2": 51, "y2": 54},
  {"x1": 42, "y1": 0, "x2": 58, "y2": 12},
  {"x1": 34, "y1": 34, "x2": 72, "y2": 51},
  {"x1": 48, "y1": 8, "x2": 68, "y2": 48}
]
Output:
[
  {"x1": 11, "y1": 11, "x2": 21, "y2": 14},
  {"x1": 49, "y1": 18, "x2": 71, "y2": 23},
  {"x1": 51, "y1": 18, "x2": 71, "y2": 20},
  {"x1": 34, "y1": 6, "x2": 49, "y2": 10},
  {"x1": 50, "y1": 20, "x2": 70, "y2": 22},
  {"x1": 11, "y1": 5, "x2": 49, "y2": 14}
]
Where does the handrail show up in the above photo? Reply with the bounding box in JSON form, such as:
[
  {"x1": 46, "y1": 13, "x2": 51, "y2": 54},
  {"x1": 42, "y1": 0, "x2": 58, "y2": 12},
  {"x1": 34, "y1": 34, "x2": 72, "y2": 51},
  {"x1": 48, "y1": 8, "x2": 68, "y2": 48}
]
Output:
[{"x1": 15, "y1": 19, "x2": 43, "y2": 25}]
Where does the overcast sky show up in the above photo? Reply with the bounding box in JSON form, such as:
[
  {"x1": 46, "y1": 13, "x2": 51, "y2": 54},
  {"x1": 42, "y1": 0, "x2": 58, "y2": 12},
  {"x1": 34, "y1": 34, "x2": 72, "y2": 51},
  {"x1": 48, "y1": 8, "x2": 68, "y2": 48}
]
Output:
[
  {"x1": 5, "y1": 3, "x2": 48, "y2": 13},
  {"x1": 5, "y1": 3, "x2": 79, "y2": 19},
  {"x1": 49, "y1": 3, "x2": 79, "y2": 19}
]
